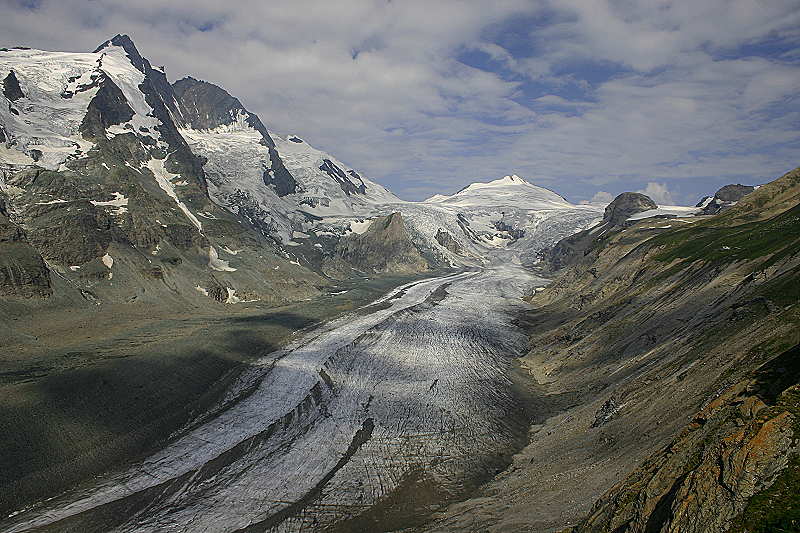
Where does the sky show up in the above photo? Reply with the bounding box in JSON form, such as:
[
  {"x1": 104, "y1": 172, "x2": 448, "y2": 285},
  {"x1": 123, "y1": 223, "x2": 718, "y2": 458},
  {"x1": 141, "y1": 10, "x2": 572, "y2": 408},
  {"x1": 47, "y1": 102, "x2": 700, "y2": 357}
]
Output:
[{"x1": 1, "y1": 0, "x2": 799, "y2": 204}]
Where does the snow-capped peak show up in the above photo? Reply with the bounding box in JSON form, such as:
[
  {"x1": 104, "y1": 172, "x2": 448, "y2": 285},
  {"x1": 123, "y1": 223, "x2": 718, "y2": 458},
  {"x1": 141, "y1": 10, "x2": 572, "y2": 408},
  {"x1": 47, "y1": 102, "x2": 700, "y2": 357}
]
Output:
[{"x1": 423, "y1": 174, "x2": 570, "y2": 209}]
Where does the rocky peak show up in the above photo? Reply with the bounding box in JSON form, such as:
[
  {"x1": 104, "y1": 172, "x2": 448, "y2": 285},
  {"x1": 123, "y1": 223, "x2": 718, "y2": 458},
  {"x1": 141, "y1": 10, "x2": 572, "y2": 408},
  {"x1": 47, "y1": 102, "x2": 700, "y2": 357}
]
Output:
[
  {"x1": 336, "y1": 212, "x2": 429, "y2": 274},
  {"x1": 172, "y1": 76, "x2": 298, "y2": 197},
  {"x1": 698, "y1": 183, "x2": 756, "y2": 215},
  {"x1": 172, "y1": 77, "x2": 256, "y2": 132},
  {"x1": 715, "y1": 184, "x2": 755, "y2": 202},
  {"x1": 603, "y1": 192, "x2": 657, "y2": 225},
  {"x1": 2, "y1": 70, "x2": 24, "y2": 101},
  {"x1": 94, "y1": 34, "x2": 149, "y2": 73},
  {"x1": 368, "y1": 211, "x2": 405, "y2": 236}
]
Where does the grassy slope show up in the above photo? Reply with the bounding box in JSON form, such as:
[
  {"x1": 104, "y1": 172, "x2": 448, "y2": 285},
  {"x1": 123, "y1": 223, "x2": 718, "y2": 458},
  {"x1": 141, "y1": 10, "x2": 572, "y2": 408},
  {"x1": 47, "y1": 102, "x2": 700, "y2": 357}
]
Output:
[{"x1": 560, "y1": 169, "x2": 800, "y2": 532}]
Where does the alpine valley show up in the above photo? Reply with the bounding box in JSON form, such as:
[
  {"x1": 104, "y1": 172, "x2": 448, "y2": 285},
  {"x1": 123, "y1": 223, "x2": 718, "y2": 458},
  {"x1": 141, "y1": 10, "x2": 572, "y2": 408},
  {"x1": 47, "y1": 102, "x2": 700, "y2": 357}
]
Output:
[{"x1": 1, "y1": 36, "x2": 798, "y2": 533}]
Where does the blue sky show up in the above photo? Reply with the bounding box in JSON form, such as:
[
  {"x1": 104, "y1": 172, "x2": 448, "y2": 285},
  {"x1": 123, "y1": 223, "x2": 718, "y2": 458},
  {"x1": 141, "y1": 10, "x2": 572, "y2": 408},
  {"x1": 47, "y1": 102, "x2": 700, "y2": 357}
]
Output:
[{"x1": 2, "y1": 0, "x2": 799, "y2": 204}]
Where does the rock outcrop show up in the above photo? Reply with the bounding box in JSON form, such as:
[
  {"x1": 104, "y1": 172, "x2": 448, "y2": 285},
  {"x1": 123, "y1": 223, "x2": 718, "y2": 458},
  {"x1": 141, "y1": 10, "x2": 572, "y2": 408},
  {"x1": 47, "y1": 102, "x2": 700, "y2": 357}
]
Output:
[
  {"x1": 698, "y1": 183, "x2": 756, "y2": 215},
  {"x1": 603, "y1": 192, "x2": 657, "y2": 225},
  {"x1": 0, "y1": 195, "x2": 51, "y2": 298},
  {"x1": 543, "y1": 192, "x2": 657, "y2": 271},
  {"x1": 336, "y1": 212, "x2": 429, "y2": 274},
  {"x1": 573, "y1": 345, "x2": 799, "y2": 533},
  {"x1": 171, "y1": 76, "x2": 298, "y2": 198},
  {"x1": 435, "y1": 228, "x2": 463, "y2": 254}
]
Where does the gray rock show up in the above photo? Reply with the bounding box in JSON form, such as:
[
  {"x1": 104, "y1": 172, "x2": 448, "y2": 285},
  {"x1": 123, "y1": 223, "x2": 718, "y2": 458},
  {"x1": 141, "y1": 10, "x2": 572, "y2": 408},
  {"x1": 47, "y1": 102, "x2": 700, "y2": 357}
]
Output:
[
  {"x1": 699, "y1": 184, "x2": 756, "y2": 214},
  {"x1": 337, "y1": 212, "x2": 429, "y2": 274},
  {"x1": 3, "y1": 70, "x2": 24, "y2": 101},
  {"x1": 603, "y1": 192, "x2": 657, "y2": 225}
]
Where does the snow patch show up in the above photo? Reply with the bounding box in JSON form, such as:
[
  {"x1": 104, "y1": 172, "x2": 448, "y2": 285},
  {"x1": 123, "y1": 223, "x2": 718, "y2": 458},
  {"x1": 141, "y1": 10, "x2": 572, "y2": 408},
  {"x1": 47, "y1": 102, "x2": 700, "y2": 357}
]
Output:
[
  {"x1": 36, "y1": 199, "x2": 69, "y2": 205},
  {"x1": 225, "y1": 288, "x2": 241, "y2": 304},
  {"x1": 208, "y1": 246, "x2": 236, "y2": 272},
  {"x1": 349, "y1": 219, "x2": 372, "y2": 234},
  {"x1": 147, "y1": 157, "x2": 203, "y2": 231},
  {"x1": 101, "y1": 253, "x2": 113, "y2": 269},
  {"x1": 628, "y1": 206, "x2": 701, "y2": 221},
  {"x1": 90, "y1": 192, "x2": 129, "y2": 214}
]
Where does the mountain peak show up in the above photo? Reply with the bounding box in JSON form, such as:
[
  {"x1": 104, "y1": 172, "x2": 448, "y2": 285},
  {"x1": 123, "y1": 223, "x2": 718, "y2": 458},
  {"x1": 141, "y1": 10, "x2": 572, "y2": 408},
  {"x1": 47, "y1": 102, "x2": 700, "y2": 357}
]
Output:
[{"x1": 93, "y1": 34, "x2": 148, "y2": 73}]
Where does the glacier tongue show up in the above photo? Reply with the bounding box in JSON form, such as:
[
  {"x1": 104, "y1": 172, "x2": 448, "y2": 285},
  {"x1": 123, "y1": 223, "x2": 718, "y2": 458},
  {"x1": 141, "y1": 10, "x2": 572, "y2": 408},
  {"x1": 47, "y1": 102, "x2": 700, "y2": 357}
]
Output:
[{"x1": 3, "y1": 265, "x2": 545, "y2": 533}]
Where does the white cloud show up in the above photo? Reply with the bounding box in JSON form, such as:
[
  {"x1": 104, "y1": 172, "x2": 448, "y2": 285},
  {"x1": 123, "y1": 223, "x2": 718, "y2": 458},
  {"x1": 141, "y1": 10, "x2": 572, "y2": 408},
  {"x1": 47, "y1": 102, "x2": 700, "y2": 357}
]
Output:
[
  {"x1": 590, "y1": 191, "x2": 614, "y2": 203},
  {"x1": 0, "y1": 0, "x2": 798, "y2": 200},
  {"x1": 637, "y1": 182, "x2": 674, "y2": 205}
]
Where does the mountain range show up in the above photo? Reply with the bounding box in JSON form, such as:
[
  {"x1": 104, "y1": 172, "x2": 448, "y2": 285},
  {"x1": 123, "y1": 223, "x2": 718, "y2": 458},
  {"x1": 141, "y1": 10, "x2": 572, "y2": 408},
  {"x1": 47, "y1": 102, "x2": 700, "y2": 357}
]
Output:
[
  {"x1": 0, "y1": 34, "x2": 602, "y2": 309},
  {"x1": 2, "y1": 34, "x2": 797, "y2": 533}
]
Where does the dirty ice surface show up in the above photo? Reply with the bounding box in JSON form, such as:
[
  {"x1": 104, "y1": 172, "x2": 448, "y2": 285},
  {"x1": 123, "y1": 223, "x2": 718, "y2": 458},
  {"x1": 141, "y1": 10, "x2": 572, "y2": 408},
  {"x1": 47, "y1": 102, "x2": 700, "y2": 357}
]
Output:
[{"x1": 4, "y1": 262, "x2": 545, "y2": 533}]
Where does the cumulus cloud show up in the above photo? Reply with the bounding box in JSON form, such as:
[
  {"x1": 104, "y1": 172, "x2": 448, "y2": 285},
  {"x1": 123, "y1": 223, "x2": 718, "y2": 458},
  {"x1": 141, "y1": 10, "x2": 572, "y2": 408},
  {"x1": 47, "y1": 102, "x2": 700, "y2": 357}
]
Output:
[
  {"x1": 637, "y1": 182, "x2": 675, "y2": 205},
  {"x1": 1, "y1": 0, "x2": 798, "y2": 200},
  {"x1": 590, "y1": 191, "x2": 615, "y2": 204}
]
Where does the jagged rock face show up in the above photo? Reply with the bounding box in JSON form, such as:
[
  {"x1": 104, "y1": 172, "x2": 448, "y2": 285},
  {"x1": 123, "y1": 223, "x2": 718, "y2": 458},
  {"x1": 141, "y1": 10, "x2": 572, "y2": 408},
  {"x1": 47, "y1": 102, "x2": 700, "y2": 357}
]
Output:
[
  {"x1": 698, "y1": 183, "x2": 756, "y2": 215},
  {"x1": 318, "y1": 158, "x2": 366, "y2": 196},
  {"x1": 2, "y1": 70, "x2": 24, "y2": 101},
  {"x1": 78, "y1": 75, "x2": 135, "y2": 140},
  {"x1": 0, "y1": 35, "x2": 324, "y2": 307},
  {"x1": 173, "y1": 77, "x2": 263, "y2": 135},
  {"x1": 435, "y1": 228, "x2": 462, "y2": 254},
  {"x1": 171, "y1": 76, "x2": 298, "y2": 198},
  {"x1": 573, "y1": 346, "x2": 799, "y2": 533},
  {"x1": 603, "y1": 192, "x2": 657, "y2": 225},
  {"x1": 0, "y1": 195, "x2": 50, "y2": 298},
  {"x1": 337, "y1": 212, "x2": 429, "y2": 273}
]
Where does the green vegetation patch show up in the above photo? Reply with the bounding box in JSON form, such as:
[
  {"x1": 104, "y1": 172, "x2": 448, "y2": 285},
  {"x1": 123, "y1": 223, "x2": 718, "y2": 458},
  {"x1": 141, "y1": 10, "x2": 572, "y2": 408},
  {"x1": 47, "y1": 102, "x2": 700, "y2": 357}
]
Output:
[{"x1": 651, "y1": 204, "x2": 800, "y2": 267}]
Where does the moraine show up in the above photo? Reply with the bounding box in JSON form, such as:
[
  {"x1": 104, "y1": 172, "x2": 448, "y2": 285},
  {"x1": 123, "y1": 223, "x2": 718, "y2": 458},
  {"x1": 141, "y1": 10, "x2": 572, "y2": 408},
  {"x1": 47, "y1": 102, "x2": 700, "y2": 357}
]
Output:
[{"x1": 4, "y1": 263, "x2": 545, "y2": 533}]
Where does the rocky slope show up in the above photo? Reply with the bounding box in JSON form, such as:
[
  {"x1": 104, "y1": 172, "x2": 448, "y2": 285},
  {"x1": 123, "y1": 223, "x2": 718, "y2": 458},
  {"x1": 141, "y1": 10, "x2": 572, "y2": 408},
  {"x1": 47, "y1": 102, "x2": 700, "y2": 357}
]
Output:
[
  {"x1": 334, "y1": 212, "x2": 429, "y2": 274},
  {"x1": 544, "y1": 192, "x2": 658, "y2": 271},
  {"x1": 420, "y1": 167, "x2": 800, "y2": 532},
  {"x1": 0, "y1": 35, "x2": 324, "y2": 309},
  {"x1": 0, "y1": 195, "x2": 50, "y2": 298},
  {"x1": 697, "y1": 183, "x2": 757, "y2": 215}
]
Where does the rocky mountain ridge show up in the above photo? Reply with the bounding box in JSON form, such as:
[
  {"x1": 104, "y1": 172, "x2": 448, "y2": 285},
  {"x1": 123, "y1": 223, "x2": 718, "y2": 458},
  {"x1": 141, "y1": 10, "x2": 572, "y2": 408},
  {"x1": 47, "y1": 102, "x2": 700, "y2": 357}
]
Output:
[{"x1": 1, "y1": 34, "x2": 606, "y2": 309}]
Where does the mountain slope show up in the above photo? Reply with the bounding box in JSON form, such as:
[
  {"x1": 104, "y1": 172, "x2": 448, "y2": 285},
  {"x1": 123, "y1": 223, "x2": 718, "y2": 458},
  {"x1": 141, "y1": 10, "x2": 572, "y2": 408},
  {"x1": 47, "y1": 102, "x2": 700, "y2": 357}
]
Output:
[
  {"x1": 420, "y1": 167, "x2": 800, "y2": 533},
  {"x1": 174, "y1": 76, "x2": 399, "y2": 247},
  {"x1": 335, "y1": 212, "x2": 429, "y2": 274},
  {"x1": 0, "y1": 35, "x2": 324, "y2": 308}
]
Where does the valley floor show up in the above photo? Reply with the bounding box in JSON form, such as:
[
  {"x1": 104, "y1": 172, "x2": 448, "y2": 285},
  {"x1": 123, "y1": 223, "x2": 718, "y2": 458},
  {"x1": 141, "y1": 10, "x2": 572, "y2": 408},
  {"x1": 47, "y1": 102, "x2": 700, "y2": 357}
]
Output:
[
  {"x1": 0, "y1": 272, "x2": 438, "y2": 523},
  {"x1": 1, "y1": 264, "x2": 549, "y2": 533}
]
